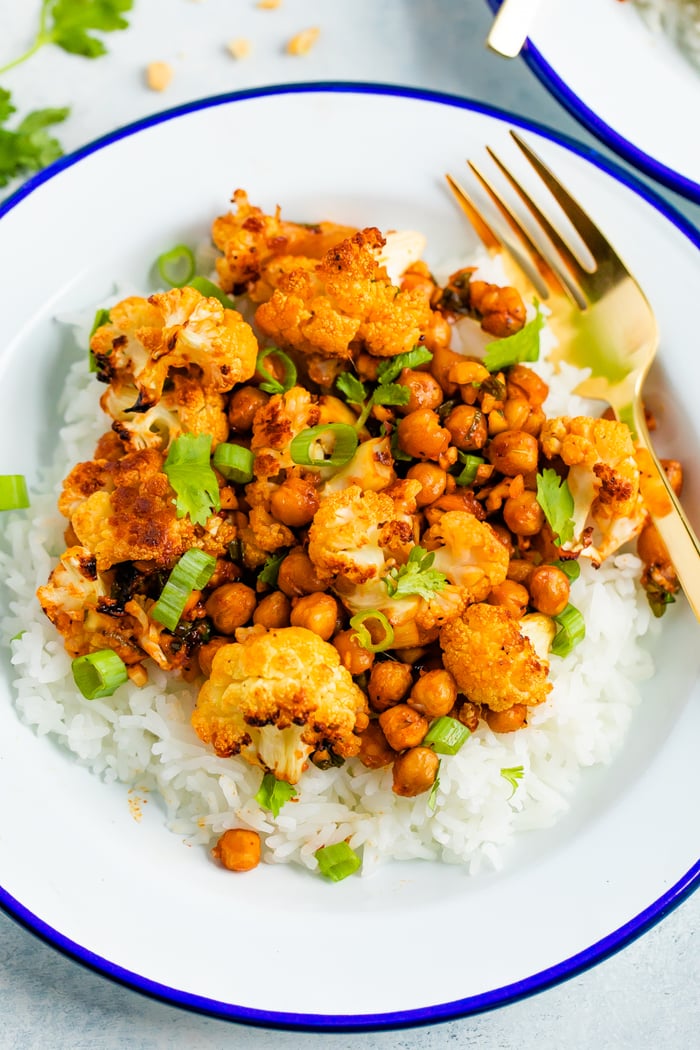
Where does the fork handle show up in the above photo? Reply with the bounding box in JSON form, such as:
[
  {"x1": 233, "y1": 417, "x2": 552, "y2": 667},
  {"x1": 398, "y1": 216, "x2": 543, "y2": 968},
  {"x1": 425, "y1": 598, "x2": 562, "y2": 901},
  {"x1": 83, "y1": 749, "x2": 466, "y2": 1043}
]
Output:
[{"x1": 631, "y1": 399, "x2": 700, "y2": 621}]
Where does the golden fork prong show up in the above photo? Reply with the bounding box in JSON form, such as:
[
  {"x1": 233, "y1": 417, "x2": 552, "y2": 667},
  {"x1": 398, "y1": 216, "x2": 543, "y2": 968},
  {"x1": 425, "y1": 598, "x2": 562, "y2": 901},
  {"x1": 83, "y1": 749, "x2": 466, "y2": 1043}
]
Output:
[
  {"x1": 445, "y1": 172, "x2": 550, "y2": 300},
  {"x1": 466, "y1": 157, "x2": 577, "y2": 305}
]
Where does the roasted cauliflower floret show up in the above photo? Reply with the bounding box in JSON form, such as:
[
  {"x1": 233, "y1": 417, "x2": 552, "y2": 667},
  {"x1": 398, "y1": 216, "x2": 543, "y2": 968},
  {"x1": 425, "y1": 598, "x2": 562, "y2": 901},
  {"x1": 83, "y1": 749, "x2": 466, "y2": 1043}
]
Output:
[
  {"x1": 191, "y1": 627, "x2": 369, "y2": 784},
  {"x1": 91, "y1": 287, "x2": 257, "y2": 408},
  {"x1": 540, "y1": 415, "x2": 646, "y2": 564},
  {"x1": 440, "y1": 603, "x2": 552, "y2": 713},
  {"x1": 254, "y1": 227, "x2": 435, "y2": 360},
  {"x1": 211, "y1": 188, "x2": 357, "y2": 293},
  {"x1": 307, "y1": 485, "x2": 416, "y2": 585},
  {"x1": 101, "y1": 372, "x2": 229, "y2": 452},
  {"x1": 422, "y1": 511, "x2": 509, "y2": 604}
]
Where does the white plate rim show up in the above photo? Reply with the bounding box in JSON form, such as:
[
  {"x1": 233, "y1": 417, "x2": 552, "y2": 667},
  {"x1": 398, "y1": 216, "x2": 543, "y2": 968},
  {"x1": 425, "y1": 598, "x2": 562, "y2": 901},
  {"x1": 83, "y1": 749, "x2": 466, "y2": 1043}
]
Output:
[
  {"x1": 484, "y1": 0, "x2": 700, "y2": 204},
  {"x1": 1, "y1": 81, "x2": 699, "y2": 1031}
]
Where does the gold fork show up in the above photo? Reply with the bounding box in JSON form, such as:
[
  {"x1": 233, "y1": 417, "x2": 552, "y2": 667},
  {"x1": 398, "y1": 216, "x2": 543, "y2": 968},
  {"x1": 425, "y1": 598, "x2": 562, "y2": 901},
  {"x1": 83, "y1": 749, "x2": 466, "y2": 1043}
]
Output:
[{"x1": 446, "y1": 131, "x2": 700, "y2": 621}]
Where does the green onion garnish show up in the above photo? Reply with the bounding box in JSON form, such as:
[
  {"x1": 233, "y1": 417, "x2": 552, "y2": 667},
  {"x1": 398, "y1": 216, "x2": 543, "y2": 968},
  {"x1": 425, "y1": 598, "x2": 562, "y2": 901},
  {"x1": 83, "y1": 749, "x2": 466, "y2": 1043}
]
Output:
[
  {"x1": 551, "y1": 603, "x2": 585, "y2": 657},
  {"x1": 500, "y1": 765, "x2": 524, "y2": 798},
  {"x1": 72, "y1": 649, "x2": 128, "y2": 700},
  {"x1": 212, "y1": 442, "x2": 254, "y2": 484},
  {"x1": 152, "y1": 548, "x2": 217, "y2": 631},
  {"x1": 427, "y1": 761, "x2": 441, "y2": 812},
  {"x1": 423, "y1": 716, "x2": 471, "y2": 755},
  {"x1": 454, "y1": 453, "x2": 485, "y2": 487},
  {"x1": 256, "y1": 348, "x2": 297, "y2": 395},
  {"x1": 551, "y1": 558, "x2": 581, "y2": 582},
  {"x1": 188, "y1": 275, "x2": 236, "y2": 308},
  {"x1": 315, "y1": 842, "x2": 362, "y2": 882},
  {"x1": 0, "y1": 475, "x2": 29, "y2": 511},
  {"x1": 255, "y1": 772, "x2": 298, "y2": 818},
  {"x1": 156, "y1": 244, "x2": 196, "y2": 288},
  {"x1": 290, "y1": 423, "x2": 359, "y2": 468},
  {"x1": 349, "y1": 610, "x2": 395, "y2": 653},
  {"x1": 88, "y1": 306, "x2": 111, "y2": 372}
]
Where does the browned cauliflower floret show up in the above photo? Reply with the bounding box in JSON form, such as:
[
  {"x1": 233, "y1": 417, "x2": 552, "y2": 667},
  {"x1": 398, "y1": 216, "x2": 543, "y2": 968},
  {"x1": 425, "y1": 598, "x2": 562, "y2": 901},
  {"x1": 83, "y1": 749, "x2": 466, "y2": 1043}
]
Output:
[
  {"x1": 211, "y1": 188, "x2": 357, "y2": 293},
  {"x1": 91, "y1": 287, "x2": 257, "y2": 408},
  {"x1": 540, "y1": 415, "x2": 646, "y2": 565},
  {"x1": 66, "y1": 448, "x2": 235, "y2": 572},
  {"x1": 422, "y1": 511, "x2": 509, "y2": 604},
  {"x1": 191, "y1": 627, "x2": 369, "y2": 784},
  {"x1": 254, "y1": 228, "x2": 435, "y2": 360},
  {"x1": 440, "y1": 603, "x2": 552, "y2": 713},
  {"x1": 100, "y1": 372, "x2": 229, "y2": 452}
]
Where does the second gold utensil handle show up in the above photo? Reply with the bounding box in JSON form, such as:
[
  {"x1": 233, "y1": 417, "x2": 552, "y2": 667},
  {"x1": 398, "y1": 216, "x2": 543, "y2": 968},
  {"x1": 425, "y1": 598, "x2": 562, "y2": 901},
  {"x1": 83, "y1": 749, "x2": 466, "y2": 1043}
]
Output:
[{"x1": 487, "y1": 0, "x2": 545, "y2": 58}]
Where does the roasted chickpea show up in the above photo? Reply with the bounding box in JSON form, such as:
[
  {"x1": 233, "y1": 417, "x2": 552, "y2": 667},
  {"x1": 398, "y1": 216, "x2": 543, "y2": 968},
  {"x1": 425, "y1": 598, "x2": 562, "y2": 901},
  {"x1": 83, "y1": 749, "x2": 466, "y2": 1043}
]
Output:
[
  {"x1": 503, "y1": 397, "x2": 531, "y2": 431},
  {"x1": 212, "y1": 828, "x2": 261, "y2": 872},
  {"x1": 378, "y1": 704, "x2": 429, "y2": 751},
  {"x1": 253, "y1": 590, "x2": 292, "y2": 629},
  {"x1": 444, "y1": 404, "x2": 488, "y2": 451},
  {"x1": 290, "y1": 592, "x2": 339, "y2": 640},
  {"x1": 368, "y1": 660, "x2": 414, "y2": 712},
  {"x1": 490, "y1": 523, "x2": 515, "y2": 558},
  {"x1": 397, "y1": 408, "x2": 451, "y2": 461},
  {"x1": 277, "y1": 549, "x2": 329, "y2": 597},
  {"x1": 409, "y1": 669, "x2": 457, "y2": 718},
  {"x1": 197, "y1": 636, "x2": 230, "y2": 678},
  {"x1": 406, "y1": 462, "x2": 447, "y2": 507},
  {"x1": 528, "y1": 565, "x2": 571, "y2": 617},
  {"x1": 391, "y1": 746, "x2": 440, "y2": 797},
  {"x1": 228, "y1": 386, "x2": 268, "y2": 432},
  {"x1": 205, "y1": 582, "x2": 257, "y2": 634},
  {"x1": 430, "y1": 345, "x2": 466, "y2": 396},
  {"x1": 469, "y1": 280, "x2": 526, "y2": 337},
  {"x1": 332, "y1": 628, "x2": 375, "y2": 675},
  {"x1": 506, "y1": 364, "x2": 549, "y2": 407},
  {"x1": 485, "y1": 704, "x2": 528, "y2": 733},
  {"x1": 487, "y1": 579, "x2": 529, "y2": 618},
  {"x1": 507, "y1": 558, "x2": 535, "y2": 584},
  {"x1": 269, "y1": 476, "x2": 320, "y2": 528},
  {"x1": 358, "y1": 720, "x2": 396, "y2": 769},
  {"x1": 396, "y1": 368, "x2": 444, "y2": 414},
  {"x1": 503, "y1": 490, "x2": 545, "y2": 537},
  {"x1": 488, "y1": 430, "x2": 539, "y2": 476}
]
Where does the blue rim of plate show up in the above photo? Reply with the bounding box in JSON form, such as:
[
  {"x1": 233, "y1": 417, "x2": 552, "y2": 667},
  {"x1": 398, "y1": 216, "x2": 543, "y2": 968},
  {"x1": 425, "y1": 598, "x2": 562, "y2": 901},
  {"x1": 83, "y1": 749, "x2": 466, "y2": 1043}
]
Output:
[
  {"x1": 484, "y1": 0, "x2": 700, "y2": 205},
  {"x1": 0, "y1": 81, "x2": 699, "y2": 1031}
]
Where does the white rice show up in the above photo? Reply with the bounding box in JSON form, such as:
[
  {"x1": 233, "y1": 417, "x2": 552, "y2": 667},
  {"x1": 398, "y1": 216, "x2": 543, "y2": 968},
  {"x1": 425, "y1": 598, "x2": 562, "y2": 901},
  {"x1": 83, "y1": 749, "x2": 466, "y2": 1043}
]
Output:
[{"x1": 0, "y1": 320, "x2": 660, "y2": 877}]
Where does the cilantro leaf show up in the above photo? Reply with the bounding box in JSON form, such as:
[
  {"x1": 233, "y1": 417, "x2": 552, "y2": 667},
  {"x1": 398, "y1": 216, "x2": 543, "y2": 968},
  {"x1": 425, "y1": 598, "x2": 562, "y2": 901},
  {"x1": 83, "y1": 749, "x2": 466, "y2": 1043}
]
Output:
[
  {"x1": 163, "y1": 433, "x2": 220, "y2": 527},
  {"x1": 482, "y1": 302, "x2": 544, "y2": 373},
  {"x1": 335, "y1": 372, "x2": 367, "y2": 405},
  {"x1": 255, "y1": 772, "x2": 298, "y2": 818},
  {"x1": 0, "y1": 1, "x2": 134, "y2": 76},
  {"x1": 536, "y1": 468, "x2": 575, "y2": 546},
  {"x1": 0, "y1": 90, "x2": 69, "y2": 188},
  {"x1": 258, "y1": 549, "x2": 288, "y2": 588},
  {"x1": 385, "y1": 546, "x2": 448, "y2": 601},
  {"x1": 500, "y1": 765, "x2": 524, "y2": 798},
  {"x1": 371, "y1": 383, "x2": 410, "y2": 407},
  {"x1": 376, "y1": 346, "x2": 433, "y2": 385}
]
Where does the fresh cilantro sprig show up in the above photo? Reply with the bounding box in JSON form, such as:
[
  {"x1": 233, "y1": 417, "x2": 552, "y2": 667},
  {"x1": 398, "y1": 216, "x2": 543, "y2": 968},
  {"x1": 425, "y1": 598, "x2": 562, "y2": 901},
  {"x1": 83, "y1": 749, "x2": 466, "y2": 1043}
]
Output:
[
  {"x1": 483, "y1": 302, "x2": 544, "y2": 373},
  {"x1": 255, "y1": 772, "x2": 298, "y2": 818},
  {"x1": 163, "y1": 433, "x2": 221, "y2": 527},
  {"x1": 385, "y1": 546, "x2": 448, "y2": 601},
  {"x1": 258, "y1": 549, "x2": 288, "y2": 588},
  {"x1": 336, "y1": 346, "x2": 431, "y2": 430},
  {"x1": 0, "y1": 0, "x2": 134, "y2": 75},
  {"x1": 536, "y1": 468, "x2": 575, "y2": 546},
  {"x1": 0, "y1": 89, "x2": 69, "y2": 188}
]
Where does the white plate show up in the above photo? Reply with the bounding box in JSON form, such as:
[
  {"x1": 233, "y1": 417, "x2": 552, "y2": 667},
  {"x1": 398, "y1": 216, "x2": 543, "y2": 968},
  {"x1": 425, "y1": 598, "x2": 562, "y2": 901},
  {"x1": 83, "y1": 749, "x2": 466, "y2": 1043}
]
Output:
[
  {"x1": 485, "y1": 0, "x2": 700, "y2": 203},
  {"x1": 1, "y1": 84, "x2": 699, "y2": 1030}
]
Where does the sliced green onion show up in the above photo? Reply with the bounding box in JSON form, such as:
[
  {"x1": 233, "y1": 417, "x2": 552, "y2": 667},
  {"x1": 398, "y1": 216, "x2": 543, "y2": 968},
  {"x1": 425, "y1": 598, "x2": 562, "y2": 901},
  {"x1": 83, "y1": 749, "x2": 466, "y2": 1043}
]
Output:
[
  {"x1": 188, "y1": 275, "x2": 236, "y2": 308},
  {"x1": 427, "y1": 761, "x2": 441, "y2": 812},
  {"x1": 157, "y1": 244, "x2": 196, "y2": 288},
  {"x1": 152, "y1": 548, "x2": 217, "y2": 631},
  {"x1": 256, "y1": 348, "x2": 297, "y2": 395},
  {"x1": 349, "y1": 610, "x2": 395, "y2": 653},
  {"x1": 290, "y1": 423, "x2": 359, "y2": 468},
  {"x1": 551, "y1": 603, "x2": 585, "y2": 657},
  {"x1": 454, "y1": 453, "x2": 485, "y2": 487},
  {"x1": 423, "y1": 716, "x2": 471, "y2": 755},
  {"x1": 551, "y1": 558, "x2": 581, "y2": 582},
  {"x1": 500, "y1": 765, "x2": 524, "y2": 798},
  {"x1": 315, "y1": 842, "x2": 362, "y2": 882},
  {"x1": 255, "y1": 772, "x2": 298, "y2": 818},
  {"x1": 212, "y1": 442, "x2": 254, "y2": 484},
  {"x1": 88, "y1": 306, "x2": 111, "y2": 372},
  {"x1": 0, "y1": 475, "x2": 29, "y2": 511},
  {"x1": 72, "y1": 649, "x2": 128, "y2": 700}
]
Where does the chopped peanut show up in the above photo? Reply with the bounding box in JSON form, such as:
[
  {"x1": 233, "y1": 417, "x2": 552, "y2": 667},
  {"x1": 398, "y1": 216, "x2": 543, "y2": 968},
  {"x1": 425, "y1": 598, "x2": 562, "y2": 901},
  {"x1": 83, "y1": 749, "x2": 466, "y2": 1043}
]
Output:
[
  {"x1": 227, "y1": 37, "x2": 252, "y2": 60},
  {"x1": 146, "y1": 61, "x2": 174, "y2": 92},
  {"x1": 286, "y1": 27, "x2": 320, "y2": 56}
]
